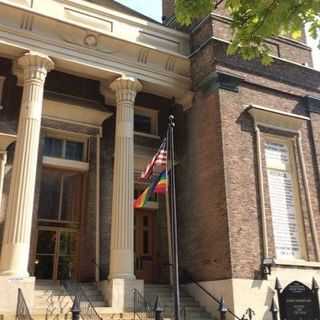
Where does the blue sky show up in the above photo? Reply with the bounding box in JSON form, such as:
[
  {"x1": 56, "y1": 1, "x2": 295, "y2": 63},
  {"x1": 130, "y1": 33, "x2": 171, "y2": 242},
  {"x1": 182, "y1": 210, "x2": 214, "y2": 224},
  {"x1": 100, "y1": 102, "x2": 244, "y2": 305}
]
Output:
[
  {"x1": 116, "y1": 0, "x2": 320, "y2": 70},
  {"x1": 117, "y1": 0, "x2": 162, "y2": 21}
]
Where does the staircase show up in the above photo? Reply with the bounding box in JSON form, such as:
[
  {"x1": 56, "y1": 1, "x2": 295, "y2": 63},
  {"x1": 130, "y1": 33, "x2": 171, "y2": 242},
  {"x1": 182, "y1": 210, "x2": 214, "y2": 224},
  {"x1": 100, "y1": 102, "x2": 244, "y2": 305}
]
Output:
[
  {"x1": 32, "y1": 281, "x2": 108, "y2": 320},
  {"x1": 144, "y1": 284, "x2": 213, "y2": 320},
  {"x1": 31, "y1": 282, "x2": 213, "y2": 320}
]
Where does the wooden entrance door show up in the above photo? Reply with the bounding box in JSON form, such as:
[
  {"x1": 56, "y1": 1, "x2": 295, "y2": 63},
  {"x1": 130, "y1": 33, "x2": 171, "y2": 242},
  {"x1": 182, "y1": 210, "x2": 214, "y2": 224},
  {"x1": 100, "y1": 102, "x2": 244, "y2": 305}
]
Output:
[
  {"x1": 134, "y1": 210, "x2": 158, "y2": 283},
  {"x1": 35, "y1": 228, "x2": 78, "y2": 281},
  {"x1": 33, "y1": 167, "x2": 83, "y2": 281}
]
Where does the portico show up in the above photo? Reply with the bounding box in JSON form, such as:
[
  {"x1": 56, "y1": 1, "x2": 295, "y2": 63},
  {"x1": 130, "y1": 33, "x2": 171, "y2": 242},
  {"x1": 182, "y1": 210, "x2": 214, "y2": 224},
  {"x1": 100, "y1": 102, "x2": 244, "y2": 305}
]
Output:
[{"x1": 0, "y1": 0, "x2": 191, "y2": 316}]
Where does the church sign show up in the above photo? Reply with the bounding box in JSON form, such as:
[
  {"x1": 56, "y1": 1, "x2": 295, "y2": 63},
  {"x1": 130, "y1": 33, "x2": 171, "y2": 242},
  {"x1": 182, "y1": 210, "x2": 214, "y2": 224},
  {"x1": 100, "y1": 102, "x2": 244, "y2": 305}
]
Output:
[{"x1": 277, "y1": 281, "x2": 320, "y2": 320}]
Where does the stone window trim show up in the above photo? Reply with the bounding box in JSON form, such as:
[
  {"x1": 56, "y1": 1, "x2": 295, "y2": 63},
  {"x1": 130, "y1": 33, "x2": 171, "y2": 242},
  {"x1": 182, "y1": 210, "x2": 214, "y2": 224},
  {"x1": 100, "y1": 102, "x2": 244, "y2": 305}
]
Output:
[
  {"x1": 247, "y1": 104, "x2": 320, "y2": 266},
  {"x1": 134, "y1": 105, "x2": 159, "y2": 137},
  {"x1": 264, "y1": 135, "x2": 307, "y2": 260}
]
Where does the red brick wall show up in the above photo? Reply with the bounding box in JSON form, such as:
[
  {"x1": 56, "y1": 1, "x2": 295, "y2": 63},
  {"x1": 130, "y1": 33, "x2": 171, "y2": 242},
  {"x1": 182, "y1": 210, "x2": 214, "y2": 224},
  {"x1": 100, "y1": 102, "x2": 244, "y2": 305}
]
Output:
[
  {"x1": 219, "y1": 83, "x2": 320, "y2": 278},
  {"x1": 177, "y1": 91, "x2": 232, "y2": 282}
]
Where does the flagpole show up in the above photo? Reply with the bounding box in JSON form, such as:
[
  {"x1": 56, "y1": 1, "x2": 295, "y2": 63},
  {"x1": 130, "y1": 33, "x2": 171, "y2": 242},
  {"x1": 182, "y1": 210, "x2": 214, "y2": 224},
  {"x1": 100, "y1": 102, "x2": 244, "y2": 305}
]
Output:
[
  {"x1": 168, "y1": 114, "x2": 181, "y2": 320},
  {"x1": 165, "y1": 130, "x2": 174, "y2": 286}
]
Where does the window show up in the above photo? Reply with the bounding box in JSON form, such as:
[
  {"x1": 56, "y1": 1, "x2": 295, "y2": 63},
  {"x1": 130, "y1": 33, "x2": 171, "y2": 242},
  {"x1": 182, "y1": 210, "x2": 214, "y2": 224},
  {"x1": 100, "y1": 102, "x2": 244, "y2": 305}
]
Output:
[
  {"x1": 134, "y1": 114, "x2": 152, "y2": 134},
  {"x1": 44, "y1": 137, "x2": 85, "y2": 161},
  {"x1": 38, "y1": 168, "x2": 83, "y2": 223},
  {"x1": 134, "y1": 107, "x2": 158, "y2": 136},
  {"x1": 265, "y1": 139, "x2": 305, "y2": 259}
]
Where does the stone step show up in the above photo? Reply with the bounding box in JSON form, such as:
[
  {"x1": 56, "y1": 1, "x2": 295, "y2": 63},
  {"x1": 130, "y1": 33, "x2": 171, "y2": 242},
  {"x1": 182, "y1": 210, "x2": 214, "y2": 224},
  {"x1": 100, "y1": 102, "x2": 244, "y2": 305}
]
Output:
[{"x1": 144, "y1": 285, "x2": 213, "y2": 320}]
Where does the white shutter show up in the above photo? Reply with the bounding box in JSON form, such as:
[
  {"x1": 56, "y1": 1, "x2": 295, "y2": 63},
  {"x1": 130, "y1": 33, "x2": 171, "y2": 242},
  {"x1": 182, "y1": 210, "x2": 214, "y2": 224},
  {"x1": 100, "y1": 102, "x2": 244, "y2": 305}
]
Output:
[{"x1": 265, "y1": 142, "x2": 301, "y2": 259}]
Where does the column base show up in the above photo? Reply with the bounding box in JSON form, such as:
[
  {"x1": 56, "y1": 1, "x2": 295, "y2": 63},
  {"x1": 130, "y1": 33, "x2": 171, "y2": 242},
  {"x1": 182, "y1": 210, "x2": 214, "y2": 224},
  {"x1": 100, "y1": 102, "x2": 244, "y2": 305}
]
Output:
[
  {"x1": 0, "y1": 276, "x2": 35, "y2": 316},
  {"x1": 0, "y1": 243, "x2": 30, "y2": 278},
  {"x1": 100, "y1": 278, "x2": 144, "y2": 312}
]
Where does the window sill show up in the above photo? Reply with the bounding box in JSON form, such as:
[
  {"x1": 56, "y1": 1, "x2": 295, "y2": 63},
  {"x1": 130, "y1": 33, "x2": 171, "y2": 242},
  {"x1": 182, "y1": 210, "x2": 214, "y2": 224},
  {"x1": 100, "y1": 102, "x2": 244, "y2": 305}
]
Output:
[
  {"x1": 134, "y1": 131, "x2": 160, "y2": 140},
  {"x1": 274, "y1": 258, "x2": 320, "y2": 268},
  {"x1": 43, "y1": 156, "x2": 89, "y2": 172}
]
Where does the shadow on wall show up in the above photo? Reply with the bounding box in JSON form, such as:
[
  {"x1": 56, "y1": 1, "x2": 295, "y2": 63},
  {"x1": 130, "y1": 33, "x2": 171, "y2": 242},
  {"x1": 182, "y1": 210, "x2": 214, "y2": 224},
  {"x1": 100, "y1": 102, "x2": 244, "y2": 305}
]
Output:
[{"x1": 0, "y1": 142, "x2": 15, "y2": 249}]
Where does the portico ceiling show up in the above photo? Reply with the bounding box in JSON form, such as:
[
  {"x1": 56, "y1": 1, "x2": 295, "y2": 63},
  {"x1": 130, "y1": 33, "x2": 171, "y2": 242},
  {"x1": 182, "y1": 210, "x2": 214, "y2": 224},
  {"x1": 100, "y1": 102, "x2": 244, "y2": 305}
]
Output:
[{"x1": 0, "y1": 0, "x2": 192, "y2": 101}]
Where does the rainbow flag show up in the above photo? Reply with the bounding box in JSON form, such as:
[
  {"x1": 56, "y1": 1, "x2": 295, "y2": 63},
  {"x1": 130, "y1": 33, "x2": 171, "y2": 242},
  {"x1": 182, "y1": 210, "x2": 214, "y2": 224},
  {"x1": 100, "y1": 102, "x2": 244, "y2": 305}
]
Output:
[
  {"x1": 134, "y1": 185, "x2": 152, "y2": 208},
  {"x1": 134, "y1": 175, "x2": 160, "y2": 208},
  {"x1": 134, "y1": 171, "x2": 168, "y2": 208},
  {"x1": 154, "y1": 171, "x2": 168, "y2": 194}
]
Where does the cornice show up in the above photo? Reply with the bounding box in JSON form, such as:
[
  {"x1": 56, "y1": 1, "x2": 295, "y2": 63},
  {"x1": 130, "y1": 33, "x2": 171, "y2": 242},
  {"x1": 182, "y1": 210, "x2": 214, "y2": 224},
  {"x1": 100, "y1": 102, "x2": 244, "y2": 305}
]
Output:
[
  {"x1": 0, "y1": 0, "x2": 190, "y2": 57},
  {"x1": 305, "y1": 96, "x2": 320, "y2": 114},
  {"x1": 191, "y1": 36, "x2": 320, "y2": 94},
  {"x1": 209, "y1": 12, "x2": 311, "y2": 51},
  {"x1": 196, "y1": 71, "x2": 242, "y2": 94},
  {"x1": 0, "y1": 1, "x2": 191, "y2": 99}
]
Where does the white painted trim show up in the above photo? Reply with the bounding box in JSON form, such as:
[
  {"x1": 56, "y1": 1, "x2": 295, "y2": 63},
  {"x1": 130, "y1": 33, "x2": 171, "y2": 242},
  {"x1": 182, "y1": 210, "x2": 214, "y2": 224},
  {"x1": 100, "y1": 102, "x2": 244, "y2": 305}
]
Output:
[
  {"x1": 248, "y1": 104, "x2": 310, "y2": 121},
  {"x1": 43, "y1": 156, "x2": 89, "y2": 172},
  {"x1": 0, "y1": 0, "x2": 190, "y2": 58},
  {"x1": 0, "y1": 23, "x2": 191, "y2": 97},
  {"x1": 134, "y1": 131, "x2": 161, "y2": 140},
  {"x1": 247, "y1": 104, "x2": 309, "y2": 132},
  {"x1": 60, "y1": 0, "x2": 189, "y2": 38},
  {"x1": 253, "y1": 124, "x2": 269, "y2": 259},
  {"x1": 274, "y1": 259, "x2": 320, "y2": 268}
]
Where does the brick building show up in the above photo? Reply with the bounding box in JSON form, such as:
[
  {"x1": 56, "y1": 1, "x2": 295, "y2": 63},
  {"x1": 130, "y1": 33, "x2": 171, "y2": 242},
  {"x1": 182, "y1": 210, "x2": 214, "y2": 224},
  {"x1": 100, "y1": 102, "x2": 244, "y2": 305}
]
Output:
[{"x1": 0, "y1": 0, "x2": 320, "y2": 319}]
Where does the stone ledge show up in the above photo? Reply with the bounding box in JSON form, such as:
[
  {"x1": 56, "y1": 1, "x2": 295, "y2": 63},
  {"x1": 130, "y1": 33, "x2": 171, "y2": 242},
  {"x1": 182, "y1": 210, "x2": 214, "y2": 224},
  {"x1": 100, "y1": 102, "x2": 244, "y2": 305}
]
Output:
[{"x1": 273, "y1": 259, "x2": 320, "y2": 269}]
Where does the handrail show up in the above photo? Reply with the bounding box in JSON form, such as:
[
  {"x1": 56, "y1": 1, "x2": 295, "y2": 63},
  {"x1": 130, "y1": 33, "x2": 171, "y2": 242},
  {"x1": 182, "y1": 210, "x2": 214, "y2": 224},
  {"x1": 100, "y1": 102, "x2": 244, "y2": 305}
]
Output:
[
  {"x1": 181, "y1": 269, "x2": 254, "y2": 320},
  {"x1": 63, "y1": 280, "x2": 103, "y2": 320},
  {"x1": 133, "y1": 288, "x2": 154, "y2": 320},
  {"x1": 16, "y1": 288, "x2": 34, "y2": 320}
]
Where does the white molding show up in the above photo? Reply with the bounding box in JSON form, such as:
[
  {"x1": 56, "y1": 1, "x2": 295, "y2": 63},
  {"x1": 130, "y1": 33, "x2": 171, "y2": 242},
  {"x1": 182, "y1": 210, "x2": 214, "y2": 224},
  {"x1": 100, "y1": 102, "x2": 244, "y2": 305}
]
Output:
[
  {"x1": 247, "y1": 104, "x2": 309, "y2": 132},
  {"x1": 43, "y1": 156, "x2": 89, "y2": 172},
  {"x1": 274, "y1": 259, "x2": 320, "y2": 268},
  {"x1": 0, "y1": 0, "x2": 191, "y2": 99},
  {"x1": 134, "y1": 131, "x2": 160, "y2": 140}
]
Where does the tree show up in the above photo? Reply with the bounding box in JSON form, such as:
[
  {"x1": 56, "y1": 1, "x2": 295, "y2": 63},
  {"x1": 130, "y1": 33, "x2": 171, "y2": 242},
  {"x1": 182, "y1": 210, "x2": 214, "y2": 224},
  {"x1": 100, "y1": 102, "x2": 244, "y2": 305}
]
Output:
[{"x1": 175, "y1": 0, "x2": 320, "y2": 64}]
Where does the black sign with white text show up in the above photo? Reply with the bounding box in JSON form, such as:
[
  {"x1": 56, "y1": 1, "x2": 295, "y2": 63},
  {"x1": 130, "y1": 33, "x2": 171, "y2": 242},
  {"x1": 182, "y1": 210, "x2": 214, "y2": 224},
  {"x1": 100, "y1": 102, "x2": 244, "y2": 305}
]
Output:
[{"x1": 279, "y1": 281, "x2": 320, "y2": 320}]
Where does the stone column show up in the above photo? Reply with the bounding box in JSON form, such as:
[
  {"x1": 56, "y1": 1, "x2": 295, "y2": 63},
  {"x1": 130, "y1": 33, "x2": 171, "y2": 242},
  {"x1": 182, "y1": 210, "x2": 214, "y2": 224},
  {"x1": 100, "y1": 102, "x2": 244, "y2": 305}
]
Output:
[
  {"x1": 0, "y1": 52, "x2": 54, "y2": 277},
  {"x1": 109, "y1": 76, "x2": 142, "y2": 280},
  {"x1": 101, "y1": 76, "x2": 143, "y2": 312}
]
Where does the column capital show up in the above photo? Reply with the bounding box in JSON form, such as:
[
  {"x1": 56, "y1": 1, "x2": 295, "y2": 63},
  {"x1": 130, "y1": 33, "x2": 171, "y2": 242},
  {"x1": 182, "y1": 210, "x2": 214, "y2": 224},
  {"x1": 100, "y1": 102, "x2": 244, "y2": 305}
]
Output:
[
  {"x1": 110, "y1": 76, "x2": 142, "y2": 103},
  {"x1": 17, "y1": 51, "x2": 54, "y2": 83}
]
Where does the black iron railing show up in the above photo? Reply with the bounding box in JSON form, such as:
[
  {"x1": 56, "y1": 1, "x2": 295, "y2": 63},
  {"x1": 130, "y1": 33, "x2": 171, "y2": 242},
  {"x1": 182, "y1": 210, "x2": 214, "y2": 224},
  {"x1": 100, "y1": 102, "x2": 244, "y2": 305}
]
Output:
[
  {"x1": 63, "y1": 281, "x2": 102, "y2": 320},
  {"x1": 133, "y1": 289, "x2": 154, "y2": 320},
  {"x1": 16, "y1": 288, "x2": 33, "y2": 320},
  {"x1": 181, "y1": 269, "x2": 255, "y2": 320}
]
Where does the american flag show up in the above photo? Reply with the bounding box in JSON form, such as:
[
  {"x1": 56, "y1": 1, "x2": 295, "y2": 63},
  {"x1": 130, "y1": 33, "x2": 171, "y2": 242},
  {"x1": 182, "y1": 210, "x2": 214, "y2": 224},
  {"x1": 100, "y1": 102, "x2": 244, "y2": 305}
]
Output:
[{"x1": 140, "y1": 139, "x2": 167, "y2": 180}]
